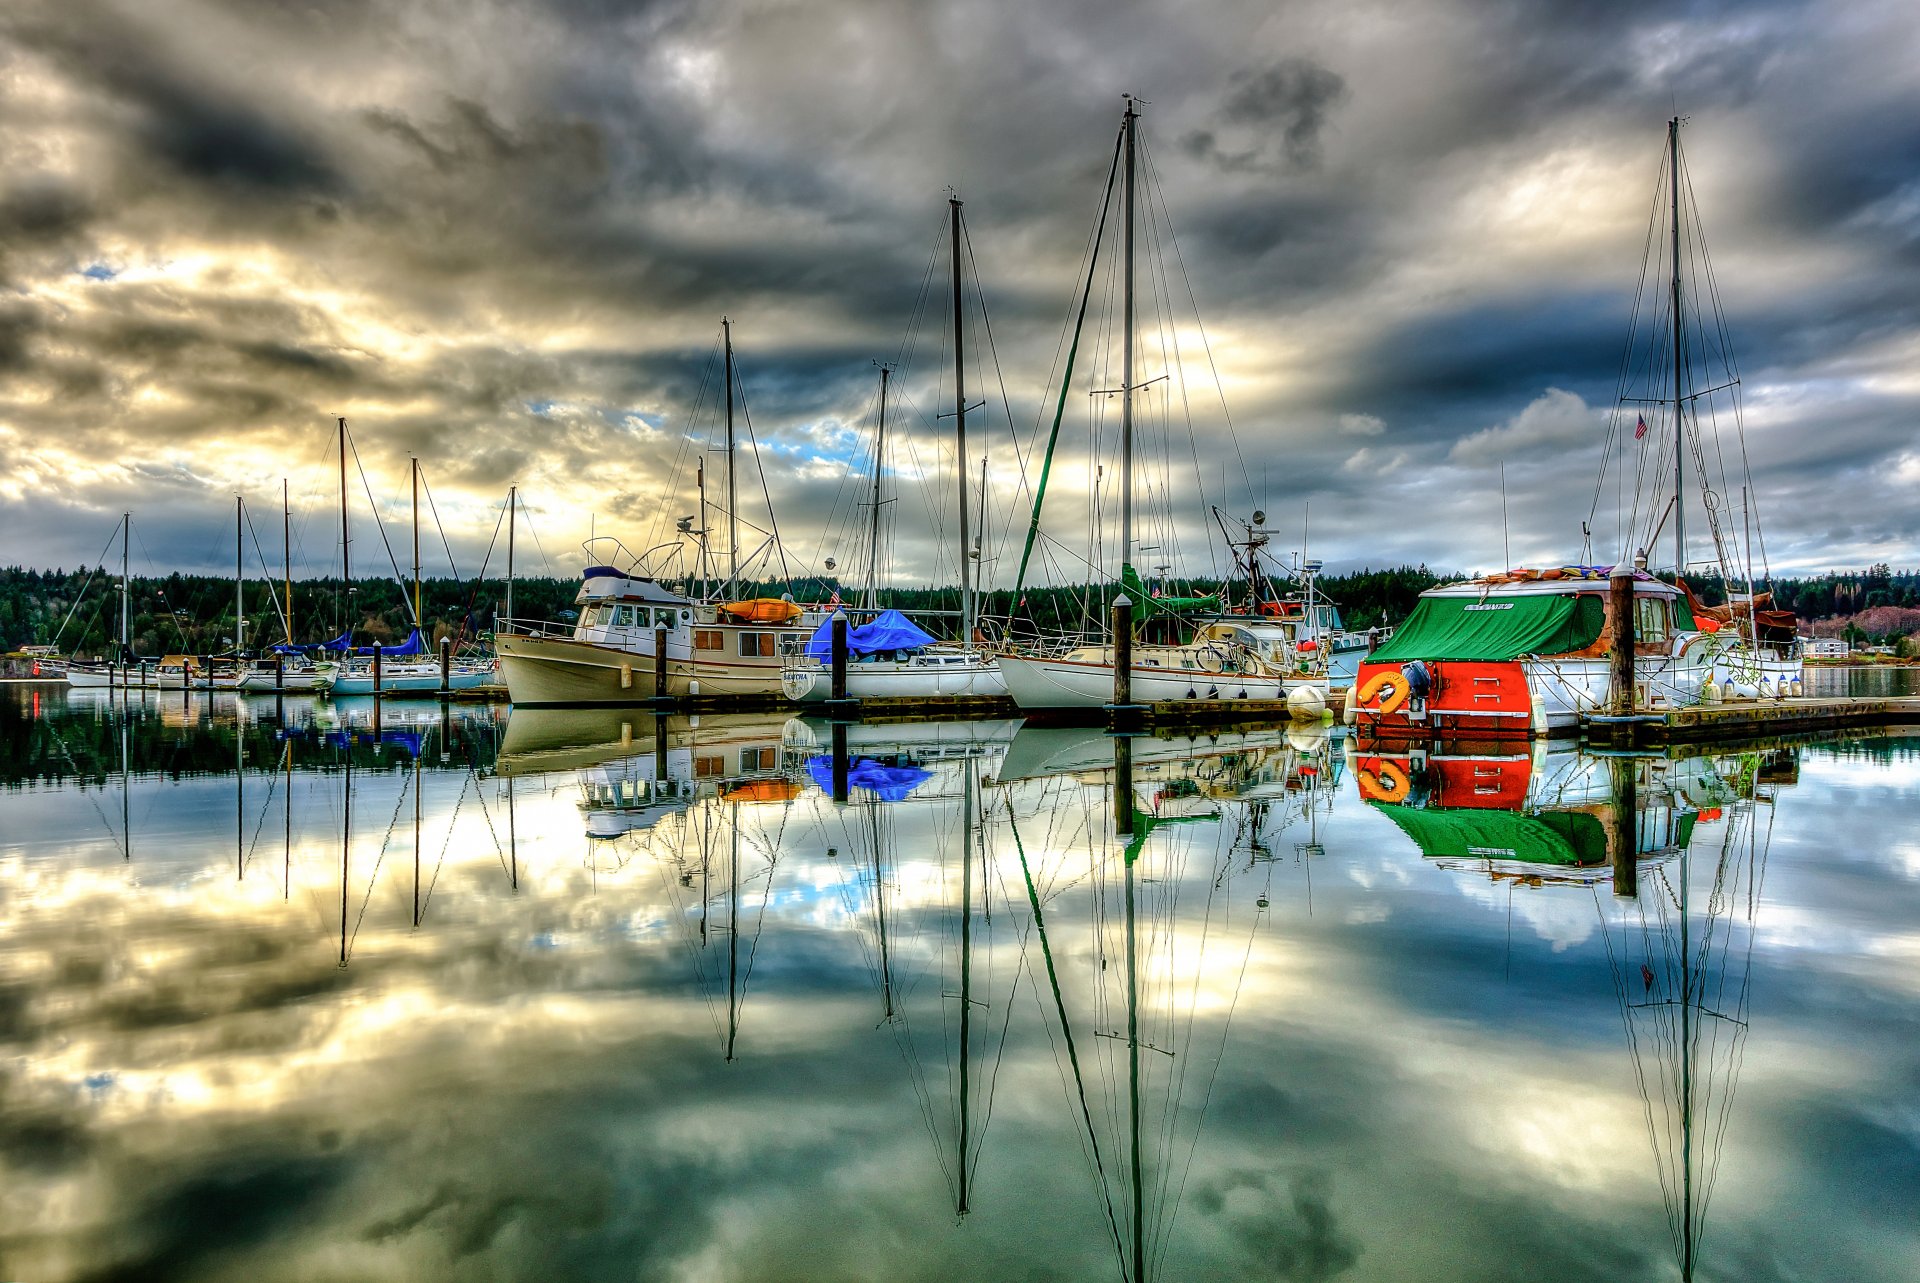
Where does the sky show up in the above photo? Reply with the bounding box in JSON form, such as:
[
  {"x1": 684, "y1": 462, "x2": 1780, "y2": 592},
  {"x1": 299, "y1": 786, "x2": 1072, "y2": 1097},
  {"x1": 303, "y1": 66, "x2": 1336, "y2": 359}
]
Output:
[{"x1": 1, "y1": 0, "x2": 1917, "y2": 593}]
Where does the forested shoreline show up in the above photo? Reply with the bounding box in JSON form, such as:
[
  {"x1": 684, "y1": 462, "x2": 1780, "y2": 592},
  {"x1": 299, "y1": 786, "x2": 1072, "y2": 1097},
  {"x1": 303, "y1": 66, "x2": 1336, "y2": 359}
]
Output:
[{"x1": 6, "y1": 562, "x2": 1919, "y2": 657}]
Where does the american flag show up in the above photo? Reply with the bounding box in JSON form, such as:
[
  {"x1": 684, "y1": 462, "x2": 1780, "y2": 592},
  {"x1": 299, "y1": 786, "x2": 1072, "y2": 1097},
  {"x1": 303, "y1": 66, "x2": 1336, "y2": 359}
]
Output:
[
  {"x1": 1634, "y1": 414, "x2": 1649, "y2": 440},
  {"x1": 828, "y1": 588, "x2": 842, "y2": 606}
]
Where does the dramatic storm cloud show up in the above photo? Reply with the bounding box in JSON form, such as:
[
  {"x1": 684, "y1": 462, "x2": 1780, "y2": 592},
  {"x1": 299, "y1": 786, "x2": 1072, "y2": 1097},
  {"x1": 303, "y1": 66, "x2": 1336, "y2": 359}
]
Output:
[{"x1": 1, "y1": 0, "x2": 1916, "y2": 589}]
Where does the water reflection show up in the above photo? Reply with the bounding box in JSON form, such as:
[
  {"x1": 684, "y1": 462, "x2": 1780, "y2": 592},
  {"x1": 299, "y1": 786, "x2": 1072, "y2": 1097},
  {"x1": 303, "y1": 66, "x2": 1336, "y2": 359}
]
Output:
[{"x1": 2, "y1": 684, "x2": 1917, "y2": 1281}]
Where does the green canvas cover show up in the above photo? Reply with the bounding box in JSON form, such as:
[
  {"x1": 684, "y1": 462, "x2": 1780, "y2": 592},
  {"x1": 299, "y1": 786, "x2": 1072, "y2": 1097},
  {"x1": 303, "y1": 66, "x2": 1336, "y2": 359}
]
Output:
[
  {"x1": 1373, "y1": 803, "x2": 1608, "y2": 866},
  {"x1": 1369, "y1": 591, "x2": 1606, "y2": 663},
  {"x1": 1120, "y1": 563, "x2": 1220, "y2": 613}
]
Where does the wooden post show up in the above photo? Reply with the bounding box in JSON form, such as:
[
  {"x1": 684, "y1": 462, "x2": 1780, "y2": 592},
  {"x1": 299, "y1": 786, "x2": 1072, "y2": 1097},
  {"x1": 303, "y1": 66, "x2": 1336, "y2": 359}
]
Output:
[
  {"x1": 831, "y1": 720, "x2": 850, "y2": 803},
  {"x1": 830, "y1": 615, "x2": 848, "y2": 702},
  {"x1": 1112, "y1": 734, "x2": 1134, "y2": 837},
  {"x1": 1610, "y1": 755, "x2": 1639, "y2": 899},
  {"x1": 274, "y1": 653, "x2": 285, "y2": 693},
  {"x1": 1608, "y1": 565, "x2": 1636, "y2": 714},
  {"x1": 653, "y1": 624, "x2": 669, "y2": 703},
  {"x1": 372, "y1": 647, "x2": 383, "y2": 698},
  {"x1": 439, "y1": 637, "x2": 451, "y2": 695},
  {"x1": 1112, "y1": 595, "x2": 1134, "y2": 707}
]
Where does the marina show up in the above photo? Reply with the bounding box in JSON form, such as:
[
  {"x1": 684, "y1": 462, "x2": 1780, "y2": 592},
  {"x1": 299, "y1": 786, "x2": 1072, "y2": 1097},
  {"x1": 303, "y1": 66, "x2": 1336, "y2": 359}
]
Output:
[{"x1": 4, "y1": 0, "x2": 1919, "y2": 1276}]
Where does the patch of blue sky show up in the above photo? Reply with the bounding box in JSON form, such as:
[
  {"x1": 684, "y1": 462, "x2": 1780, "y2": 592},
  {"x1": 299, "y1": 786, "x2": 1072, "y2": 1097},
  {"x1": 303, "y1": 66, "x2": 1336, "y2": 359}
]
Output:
[{"x1": 80, "y1": 262, "x2": 119, "y2": 280}]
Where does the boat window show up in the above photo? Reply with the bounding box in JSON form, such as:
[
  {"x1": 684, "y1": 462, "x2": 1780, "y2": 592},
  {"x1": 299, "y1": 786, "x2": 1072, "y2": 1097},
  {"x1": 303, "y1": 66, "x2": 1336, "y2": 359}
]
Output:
[
  {"x1": 694, "y1": 754, "x2": 723, "y2": 778},
  {"x1": 738, "y1": 632, "x2": 777, "y2": 657},
  {"x1": 778, "y1": 632, "x2": 807, "y2": 655},
  {"x1": 613, "y1": 605, "x2": 636, "y2": 627},
  {"x1": 742, "y1": 746, "x2": 776, "y2": 771},
  {"x1": 1635, "y1": 596, "x2": 1671, "y2": 643},
  {"x1": 693, "y1": 630, "x2": 725, "y2": 651},
  {"x1": 655, "y1": 609, "x2": 677, "y2": 630}
]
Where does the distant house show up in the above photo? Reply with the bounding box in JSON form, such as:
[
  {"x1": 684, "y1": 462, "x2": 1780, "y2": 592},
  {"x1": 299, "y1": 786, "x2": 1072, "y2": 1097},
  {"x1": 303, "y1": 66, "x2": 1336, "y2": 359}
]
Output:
[{"x1": 1802, "y1": 636, "x2": 1849, "y2": 658}]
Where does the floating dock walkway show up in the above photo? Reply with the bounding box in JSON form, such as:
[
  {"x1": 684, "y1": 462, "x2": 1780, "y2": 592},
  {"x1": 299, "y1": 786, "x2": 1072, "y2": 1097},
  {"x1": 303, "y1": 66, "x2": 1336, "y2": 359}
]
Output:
[{"x1": 1583, "y1": 696, "x2": 1920, "y2": 747}]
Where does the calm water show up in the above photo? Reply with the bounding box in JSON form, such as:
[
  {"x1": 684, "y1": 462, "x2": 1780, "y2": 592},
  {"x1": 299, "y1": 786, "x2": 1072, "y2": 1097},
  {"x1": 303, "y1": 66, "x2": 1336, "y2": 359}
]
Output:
[{"x1": 2, "y1": 685, "x2": 1917, "y2": 1282}]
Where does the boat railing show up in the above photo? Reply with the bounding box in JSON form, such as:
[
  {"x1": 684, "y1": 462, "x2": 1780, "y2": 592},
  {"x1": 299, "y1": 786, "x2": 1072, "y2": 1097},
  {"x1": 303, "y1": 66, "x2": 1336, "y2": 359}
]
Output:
[{"x1": 497, "y1": 615, "x2": 575, "y2": 640}]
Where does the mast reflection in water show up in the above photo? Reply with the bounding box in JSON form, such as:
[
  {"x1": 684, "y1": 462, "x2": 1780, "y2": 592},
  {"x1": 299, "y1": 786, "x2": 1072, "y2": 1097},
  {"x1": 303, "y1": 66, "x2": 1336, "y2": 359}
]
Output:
[{"x1": 0, "y1": 685, "x2": 1916, "y2": 1282}]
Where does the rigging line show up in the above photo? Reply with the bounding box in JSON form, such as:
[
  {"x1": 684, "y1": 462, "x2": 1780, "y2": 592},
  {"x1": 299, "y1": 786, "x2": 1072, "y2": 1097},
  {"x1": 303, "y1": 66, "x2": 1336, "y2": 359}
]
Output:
[
  {"x1": 1139, "y1": 132, "x2": 1253, "y2": 523},
  {"x1": 241, "y1": 504, "x2": 294, "y2": 641},
  {"x1": 729, "y1": 358, "x2": 793, "y2": 595},
  {"x1": 418, "y1": 469, "x2": 463, "y2": 583},
  {"x1": 517, "y1": 501, "x2": 557, "y2": 581},
  {"x1": 343, "y1": 422, "x2": 414, "y2": 618},
  {"x1": 239, "y1": 745, "x2": 288, "y2": 876},
  {"x1": 1593, "y1": 139, "x2": 1672, "y2": 542},
  {"x1": 346, "y1": 767, "x2": 410, "y2": 961},
  {"x1": 418, "y1": 772, "x2": 479, "y2": 922},
  {"x1": 1013, "y1": 122, "x2": 1124, "y2": 604},
  {"x1": 52, "y1": 522, "x2": 121, "y2": 648},
  {"x1": 959, "y1": 214, "x2": 1034, "y2": 591}
]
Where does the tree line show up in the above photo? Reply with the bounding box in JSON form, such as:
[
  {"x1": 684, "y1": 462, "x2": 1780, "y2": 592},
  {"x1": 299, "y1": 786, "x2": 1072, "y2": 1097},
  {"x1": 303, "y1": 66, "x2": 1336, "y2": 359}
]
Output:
[{"x1": 10, "y1": 561, "x2": 1919, "y2": 656}]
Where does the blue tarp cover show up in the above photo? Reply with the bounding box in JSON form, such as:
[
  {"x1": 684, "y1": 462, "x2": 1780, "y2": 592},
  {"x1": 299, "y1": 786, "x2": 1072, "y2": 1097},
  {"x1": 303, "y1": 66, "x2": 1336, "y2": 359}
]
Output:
[
  {"x1": 272, "y1": 629, "x2": 353, "y2": 654},
  {"x1": 352, "y1": 628, "x2": 427, "y2": 657},
  {"x1": 804, "y1": 609, "x2": 940, "y2": 659},
  {"x1": 805, "y1": 755, "x2": 933, "y2": 803}
]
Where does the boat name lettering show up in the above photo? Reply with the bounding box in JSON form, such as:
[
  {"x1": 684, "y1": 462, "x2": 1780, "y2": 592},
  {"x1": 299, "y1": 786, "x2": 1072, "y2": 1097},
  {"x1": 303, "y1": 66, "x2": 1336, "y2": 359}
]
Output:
[{"x1": 1463, "y1": 603, "x2": 1514, "y2": 612}]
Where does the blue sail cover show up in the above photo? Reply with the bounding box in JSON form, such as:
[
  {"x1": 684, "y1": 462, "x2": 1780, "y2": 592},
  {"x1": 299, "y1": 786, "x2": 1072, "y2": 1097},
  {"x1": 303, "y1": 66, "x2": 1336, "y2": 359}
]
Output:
[
  {"x1": 805, "y1": 756, "x2": 933, "y2": 803},
  {"x1": 854, "y1": 609, "x2": 939, "y2": 652},
  {"x1": 271, "y1": 629, "x2": 353, "y2": 654},
  {"x1": 352, "y1": 628, "x2": 427, "y2": 657},
  {"x1": 804, "y1": 609, "x2": 940, "y2": 659}
]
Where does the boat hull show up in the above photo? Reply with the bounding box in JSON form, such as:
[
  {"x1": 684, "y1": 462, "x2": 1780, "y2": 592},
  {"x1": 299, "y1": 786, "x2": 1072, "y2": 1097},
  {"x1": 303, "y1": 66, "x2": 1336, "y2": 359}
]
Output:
[
  {"x1": 997, "y1": 652, "x2": 1301, "y2": 710},
  {"x1": 496, "y1": 632, "x2": 789, "y2": 704},
  {"x1": 782, "y1": 653, "x2": 1008, "y2": 702},
  {"x1": 322, "y1": 664, "x2": 497, "y2": 696}
]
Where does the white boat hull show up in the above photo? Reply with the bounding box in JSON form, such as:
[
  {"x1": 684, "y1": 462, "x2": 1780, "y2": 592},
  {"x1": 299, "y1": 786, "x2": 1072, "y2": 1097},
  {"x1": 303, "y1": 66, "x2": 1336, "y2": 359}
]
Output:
[
  {"x1": 997, "y1": 652, "x2": 1304, "y2": 710},
  {"x1": 782, "y1": 652, "x2": 1008, "y2": 702},
  {"x1": 321, "y1": 664, "x2": 497, "y2": 696}
]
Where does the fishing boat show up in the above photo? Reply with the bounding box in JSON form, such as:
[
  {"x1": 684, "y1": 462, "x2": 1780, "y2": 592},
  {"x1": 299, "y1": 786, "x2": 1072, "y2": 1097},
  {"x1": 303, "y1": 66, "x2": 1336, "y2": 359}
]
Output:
[
  {"x1": 995, "y1": 101, "x2": 1320, "y2": 711},
  {"x1": 496, "y1": 323, "x2": 827, "y2": 704},
  {"x1": 1350, "y1": 119, "x2": 1802, "y2": 738},
  {"x1": 782, "y1": 198, "x2": 1008, "y2": 702}
]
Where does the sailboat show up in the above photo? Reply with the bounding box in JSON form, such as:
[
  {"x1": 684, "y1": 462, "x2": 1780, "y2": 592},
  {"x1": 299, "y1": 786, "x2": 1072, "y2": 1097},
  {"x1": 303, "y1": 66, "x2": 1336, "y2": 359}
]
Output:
[
  {"x1": 1349, "y1": 119, "x2": 1804, "y2": 738},
  {"x1": 495, "y1": 321, "x2": 828, "y2": 704},
  {"x1": 316, "y1": 452, "x2": 496, "y2": 696},
  {"x1": 997, "y1": 100, "x2": 1318, "y2": 711},
  {"x1": 241, "y1": 479, "x2": 328, "y2": 690},
  {"x1": 783, "y1": 197, "x2": 1008, "y2": 702}
]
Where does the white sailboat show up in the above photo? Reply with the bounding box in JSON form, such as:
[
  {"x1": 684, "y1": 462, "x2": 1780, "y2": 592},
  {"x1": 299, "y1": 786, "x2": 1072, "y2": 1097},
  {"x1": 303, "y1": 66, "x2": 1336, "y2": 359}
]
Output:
[
  {"x1": 997, "y1": 100, "x2": 1318, "y2": 712},
  {"x1": 783, "y1": 197, "x2": 1007, "y2": 702}
]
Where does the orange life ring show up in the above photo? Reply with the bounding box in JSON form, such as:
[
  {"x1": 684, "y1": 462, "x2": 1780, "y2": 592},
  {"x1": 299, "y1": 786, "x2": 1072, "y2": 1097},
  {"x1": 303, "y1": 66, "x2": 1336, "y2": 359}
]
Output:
[
  {"x1": 1357, "y1": 760, "x2": 1412, "y2": 803},
  {"x1": 1355, "y1": 669, "x2": 1411, "y2": 717}
]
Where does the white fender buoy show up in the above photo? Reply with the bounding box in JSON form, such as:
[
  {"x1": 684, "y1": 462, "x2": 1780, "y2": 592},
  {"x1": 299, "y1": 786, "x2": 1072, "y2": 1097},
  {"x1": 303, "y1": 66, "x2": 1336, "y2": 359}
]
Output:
[
  {"x1": 1287, "y1": 685, "x2": 1327, "y2": 721},
  {"x1": 1790, "y1": 677, "x2": 1803, "y2": 697},
  {"x1": 1701, "y1": 679, "x2": 1721, "y2": 704}
]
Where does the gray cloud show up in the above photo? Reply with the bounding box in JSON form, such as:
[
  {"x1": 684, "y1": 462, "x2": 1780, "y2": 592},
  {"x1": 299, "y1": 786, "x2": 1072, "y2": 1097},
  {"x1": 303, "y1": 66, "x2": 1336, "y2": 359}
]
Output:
[{"x1": 0, "y1": 0, "x2": 1915, "y2": 585}]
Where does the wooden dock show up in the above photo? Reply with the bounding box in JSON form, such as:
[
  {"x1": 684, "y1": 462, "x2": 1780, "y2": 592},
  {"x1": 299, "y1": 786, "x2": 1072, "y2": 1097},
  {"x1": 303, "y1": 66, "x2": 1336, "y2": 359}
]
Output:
[{"x1": 1584, "y1": 696, "x2": 1920, "y2": 747}]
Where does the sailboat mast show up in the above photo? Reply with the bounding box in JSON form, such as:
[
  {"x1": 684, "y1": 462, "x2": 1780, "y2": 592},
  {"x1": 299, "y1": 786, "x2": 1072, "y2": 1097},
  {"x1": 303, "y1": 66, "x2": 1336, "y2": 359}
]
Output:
[
  {"x1": 1670, "y1": 116, "x2": 1686, "y2": 580},
  {"x1": 950, "y1": 197, "x2": 974, "y2": 647},
  {"x1": 1120, "y1": 98, "x2": 1138, "y2": 589},
  {"x1": 120, "y1": 512, "x2": 130, "y2": 663},
  {"x1": 283, "y1": 478, "x2": 293, "y2": 644},
  {"x1": 867, "y1": 366, "x2": 890, "y2": 613},
  {"x1": 726, "y1": 814, "x2": 740, "y2": 1062},
  {"x1": 338, "y1": 418, "x2": 350, "y2": 642},
  {"x1": 505, "y1": 485, "x2": 516, "y2": 626},
  {"x1": 411, "y1": 457, "x2": 422, "y2": 630},
  {"x1": 235, "y1": 495, "x2": 245, "y2": 654},
  {"x1": 1126, "y1": 826, "x2": 1145, "y2": 1283},
  {"x1": 724, "y1": 319, "x2": 738, "y2": 596},
  {"x1": 957, "y1": 757, "x2": 975, "y2": 1216}
]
